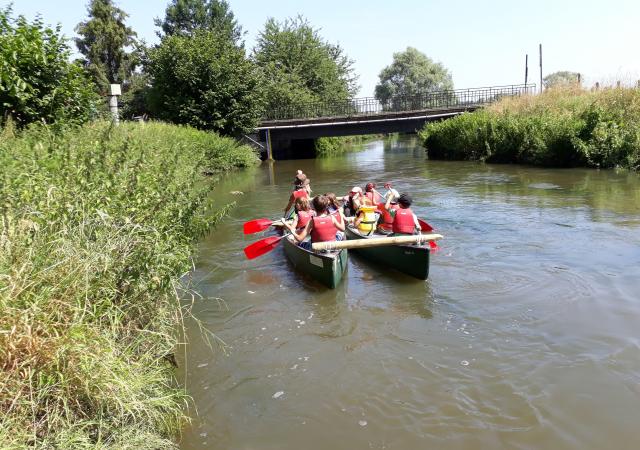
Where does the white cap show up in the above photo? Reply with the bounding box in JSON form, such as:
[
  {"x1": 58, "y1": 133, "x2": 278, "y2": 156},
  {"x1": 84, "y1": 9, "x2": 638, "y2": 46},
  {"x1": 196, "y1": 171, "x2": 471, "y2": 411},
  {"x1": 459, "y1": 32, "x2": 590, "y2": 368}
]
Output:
[{"x1": 351, "y1": 186, "x2": 362, "y2": 194}]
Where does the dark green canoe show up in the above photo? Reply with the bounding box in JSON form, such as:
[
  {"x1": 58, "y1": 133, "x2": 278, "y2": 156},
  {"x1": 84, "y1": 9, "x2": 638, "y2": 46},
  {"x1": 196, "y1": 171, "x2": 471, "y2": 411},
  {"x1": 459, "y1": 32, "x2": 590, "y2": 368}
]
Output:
[
  {"x1": 282, "y1": 235, "x2": 348, "y2": 288},
  {"x1": 345, "y1": 226, "x2": 430, "y2": 279}
]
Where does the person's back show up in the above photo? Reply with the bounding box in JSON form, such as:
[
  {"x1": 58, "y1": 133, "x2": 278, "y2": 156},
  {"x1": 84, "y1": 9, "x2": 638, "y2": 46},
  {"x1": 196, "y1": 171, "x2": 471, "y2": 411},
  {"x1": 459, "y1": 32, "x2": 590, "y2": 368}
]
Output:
[{"x1": 392, "y1": 193, "x2": 419, "y2": 235}]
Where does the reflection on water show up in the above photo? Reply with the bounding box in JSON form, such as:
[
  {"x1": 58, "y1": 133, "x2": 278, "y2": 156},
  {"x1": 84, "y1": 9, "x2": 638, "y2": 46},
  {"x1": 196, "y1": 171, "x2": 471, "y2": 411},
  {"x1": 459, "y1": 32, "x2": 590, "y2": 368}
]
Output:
[{"x1": 180, "y1": 138, "x2": 640, "y2": 450}]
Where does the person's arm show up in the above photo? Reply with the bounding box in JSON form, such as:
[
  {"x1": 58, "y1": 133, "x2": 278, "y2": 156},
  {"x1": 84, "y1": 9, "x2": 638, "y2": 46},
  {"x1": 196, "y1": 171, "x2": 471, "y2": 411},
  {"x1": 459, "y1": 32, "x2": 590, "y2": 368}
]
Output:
[
  {"x1": 290, "y1": 213, "x2": 299, "y2": 230},
  {"x1": 413, "y1": 213, "x2": 421, "y2": 233},
  {"x1": 282, "y1": 217, "x2": 311, "y2": 242},
  {"x1": 332, "y1": 214, "x2": 346, "y2": 232},
  {"x1": 385, "y1": 194, "x2": 392, "y2": 210},
  {"x1": 372, "y1": 188, "x2": 384, "y2": 203},
  {"x1": 283, "y1": 194, "x2": 294, "y2": 216}
]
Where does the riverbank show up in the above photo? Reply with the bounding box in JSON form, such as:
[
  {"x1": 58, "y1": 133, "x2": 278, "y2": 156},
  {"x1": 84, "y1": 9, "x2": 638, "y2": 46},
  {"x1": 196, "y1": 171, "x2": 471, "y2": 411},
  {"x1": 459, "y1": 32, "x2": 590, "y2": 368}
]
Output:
[
  {"x1": 419, "y1": 86, "x2": 640, "y2": 170},
  {"x1": 0, "y1": 121, "x2": 258, "y2": 448},
  {"x1": 315, "y1": 134, "x2": 386, "y2": 157}
]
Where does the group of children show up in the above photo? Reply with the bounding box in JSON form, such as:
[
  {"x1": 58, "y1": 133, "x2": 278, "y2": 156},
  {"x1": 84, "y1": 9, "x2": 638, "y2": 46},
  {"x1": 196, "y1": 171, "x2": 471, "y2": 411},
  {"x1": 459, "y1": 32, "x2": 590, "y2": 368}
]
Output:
[{"x1": 281, "y1": 170, "x2": 421, "y2": 248}]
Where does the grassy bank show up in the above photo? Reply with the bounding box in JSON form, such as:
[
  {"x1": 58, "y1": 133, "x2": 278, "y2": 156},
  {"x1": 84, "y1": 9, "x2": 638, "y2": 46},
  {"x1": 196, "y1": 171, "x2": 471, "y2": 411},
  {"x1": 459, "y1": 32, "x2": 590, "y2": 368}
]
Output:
[
  {"x1": 0, "y1": 121, "x2": 258, "y2": 448},
  {"x1": 419, "y1": 87, "x2": 640, "y2": 170},
  {"x1": 315, "y1": 134, "x2": 385, "y2": 157}
]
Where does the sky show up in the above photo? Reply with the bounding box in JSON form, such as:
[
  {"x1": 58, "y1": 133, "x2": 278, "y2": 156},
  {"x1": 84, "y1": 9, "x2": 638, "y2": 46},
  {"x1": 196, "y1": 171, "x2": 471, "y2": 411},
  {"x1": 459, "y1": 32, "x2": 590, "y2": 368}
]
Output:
[{"x1": 5, "y1": 0, "x2": 640, "y2": 96}]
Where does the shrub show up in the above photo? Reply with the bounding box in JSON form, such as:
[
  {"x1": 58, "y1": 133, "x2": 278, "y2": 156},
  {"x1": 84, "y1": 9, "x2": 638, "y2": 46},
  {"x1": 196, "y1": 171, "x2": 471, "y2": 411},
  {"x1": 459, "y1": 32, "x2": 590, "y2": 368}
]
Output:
[
  {"x1": 0, "y1": 7, "x2": 99, "y2": 128},
  {"x1": 0, "y1": 121, "x2": 258, "y2": 448},
  {"x1": 420, "y1": 87, "x2": 640, "y2": 170}
]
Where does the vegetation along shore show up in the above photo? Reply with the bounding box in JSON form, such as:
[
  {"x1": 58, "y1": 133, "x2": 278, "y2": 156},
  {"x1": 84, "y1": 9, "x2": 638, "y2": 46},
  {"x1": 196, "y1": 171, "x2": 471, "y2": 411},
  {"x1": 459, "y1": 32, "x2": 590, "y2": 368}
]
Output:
[
  {"x1": 0, "y1": 121, "x2": 258, "y2": 448},
  {"x1": 420, "y1": 86, "x2": 640, "y2": 171}
]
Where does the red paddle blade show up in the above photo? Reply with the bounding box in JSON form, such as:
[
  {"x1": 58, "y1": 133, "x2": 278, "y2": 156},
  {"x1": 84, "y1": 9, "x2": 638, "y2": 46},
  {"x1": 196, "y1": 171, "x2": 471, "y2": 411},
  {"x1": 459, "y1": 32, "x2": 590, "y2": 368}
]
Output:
[
  {"x1": 429, "y1": 240, "x2": 439, "y2": 251},
  {"x1": 243, "y1": 218, "x2": 274, "y2": 234},
  {"x1": 418, "y1": 219, "x2": 434, "y2": 233},
  {"x1": 243, "y1": 236, "x2": 284, "y2": 259}
]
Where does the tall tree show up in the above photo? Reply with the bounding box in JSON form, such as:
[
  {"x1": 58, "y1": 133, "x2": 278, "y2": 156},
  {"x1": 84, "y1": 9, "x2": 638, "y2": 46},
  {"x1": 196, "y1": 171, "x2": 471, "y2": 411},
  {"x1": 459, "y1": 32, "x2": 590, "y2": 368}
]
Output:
[
  {"x1": 155, "y1": 0, "x2": 242, "y2": 42},
  {"x1": 75, "y1": 0, "x2": 138, "y2": 93},
  {"x1": 145, "y1": 31, "x2": 264, "y2": 135},
  {"x1": 375, "y1": 47, "x2": 453, "y2": 108},
  {"x1": 253, "y1": 16, "x2": 358, "y2": 115},
  {"x1": 0, "y1": 7, "x2": 99, "y2": 127},
  {"x1": 543, "y1": 71, "x2": 581, "y2": 89}
]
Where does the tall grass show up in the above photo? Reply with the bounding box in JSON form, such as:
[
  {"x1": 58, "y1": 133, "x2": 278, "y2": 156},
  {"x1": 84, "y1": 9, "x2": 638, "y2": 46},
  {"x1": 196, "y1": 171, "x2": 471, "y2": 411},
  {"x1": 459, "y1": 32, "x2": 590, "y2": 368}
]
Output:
[
  {"x1": 419, "y1": 86, "x2": 640, "y2": 170},
  {"x1": 0, "y1": 121, "x2": 258, "y2": 448}
]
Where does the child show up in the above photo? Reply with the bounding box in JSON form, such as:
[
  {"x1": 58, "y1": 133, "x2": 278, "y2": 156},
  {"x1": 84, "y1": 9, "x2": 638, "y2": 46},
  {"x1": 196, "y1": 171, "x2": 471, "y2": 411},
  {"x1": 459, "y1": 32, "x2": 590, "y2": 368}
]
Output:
[
  {"x1": 291, "y1": 196, "x2": 314, "y2": 232},
  {"x1": 283, "y1": 195, "x2": 345, "y2": 250},
  {"x1": 391, "y1": 193, "x2": 421, "y2": 235}
]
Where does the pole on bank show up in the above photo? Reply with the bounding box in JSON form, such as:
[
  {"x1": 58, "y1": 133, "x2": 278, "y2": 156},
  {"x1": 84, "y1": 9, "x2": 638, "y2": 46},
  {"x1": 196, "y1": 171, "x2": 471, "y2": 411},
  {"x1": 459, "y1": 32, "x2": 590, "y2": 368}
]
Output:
[
  {"x1": 108, "y1": 84, "x2": 121, "y2": 125},
  {"x1": 539, "y1": 44, "x2": 543, "y2": 93}
]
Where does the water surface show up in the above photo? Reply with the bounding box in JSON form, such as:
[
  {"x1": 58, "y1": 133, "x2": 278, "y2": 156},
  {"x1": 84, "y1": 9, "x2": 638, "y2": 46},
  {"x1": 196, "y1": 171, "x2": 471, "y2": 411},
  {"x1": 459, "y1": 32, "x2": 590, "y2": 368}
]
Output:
[{"x1": 179, "y1": 137, "x2": 640, "y2": 450}]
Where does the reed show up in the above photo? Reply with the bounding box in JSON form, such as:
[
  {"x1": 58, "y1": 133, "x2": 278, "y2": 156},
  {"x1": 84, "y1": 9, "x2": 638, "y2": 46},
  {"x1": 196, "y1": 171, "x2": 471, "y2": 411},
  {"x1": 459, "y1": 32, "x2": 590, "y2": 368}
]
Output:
[
  {"x1": 0, "y1": 121, "x2": 258, "y2": 448},
  {"x1": 419, "y1": 86, "x2": 640, "y2": 170}
]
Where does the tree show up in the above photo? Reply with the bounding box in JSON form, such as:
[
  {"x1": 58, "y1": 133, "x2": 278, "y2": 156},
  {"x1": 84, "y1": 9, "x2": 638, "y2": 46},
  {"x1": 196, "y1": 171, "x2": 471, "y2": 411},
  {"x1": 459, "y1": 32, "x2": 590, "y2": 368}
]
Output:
[
  {"x1": 375, "y1": 47, "x2": 453, "y2": 109},
  {"x1": 75, "y1": 0, "x2": 138, "y2": 94},
  {"x1": 75, "y1": 0, "x2": 138, "y2": 93},
  {"x1": 155, "y1": 0, "x2": 242, "y2": 42},
  {"x1": 543, "y1": 71, "x2": 581, "y2": 89},
  {"x1": 0, "y1": 7, "x2": 99, "y2": 127},
  {"x1": 145, "y1": 31, "x2": 264, "y2": 135},
  {"x1": 253, "y1": 16, "x2": 358, "y2": 117}
]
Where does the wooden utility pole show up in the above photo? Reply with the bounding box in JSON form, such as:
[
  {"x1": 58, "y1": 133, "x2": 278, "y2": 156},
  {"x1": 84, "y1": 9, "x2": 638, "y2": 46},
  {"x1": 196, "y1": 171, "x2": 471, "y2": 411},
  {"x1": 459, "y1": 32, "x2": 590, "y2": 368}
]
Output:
[
  {"x1": 525, "y1": 54, "x2": 529, "y2": 87},
  {"x1": 539, "y1": 44, "x2": 543, "y2": 93}
]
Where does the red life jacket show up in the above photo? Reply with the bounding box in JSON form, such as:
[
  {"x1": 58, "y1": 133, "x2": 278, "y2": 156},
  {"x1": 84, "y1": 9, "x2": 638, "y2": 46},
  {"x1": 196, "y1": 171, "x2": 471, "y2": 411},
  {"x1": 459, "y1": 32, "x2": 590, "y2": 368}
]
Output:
[
  {"x1": 392, "y1": 208, "x2": 416, "y2": 234},
  {"x1": 377, "y1": 203, "x2": 398, "y2": 231},
  {"x1": 310, "y1": 215, "x2": 338, "y2": 242},
  {"x1": 296, "y1": 210, "x2": 313, "y2": 231},
  {"x1": 292, "y1": 189, "x2": 309, "y2": 200},
  {"x1": 330, "y1": 208, "x2": 343, "y2": 225}
]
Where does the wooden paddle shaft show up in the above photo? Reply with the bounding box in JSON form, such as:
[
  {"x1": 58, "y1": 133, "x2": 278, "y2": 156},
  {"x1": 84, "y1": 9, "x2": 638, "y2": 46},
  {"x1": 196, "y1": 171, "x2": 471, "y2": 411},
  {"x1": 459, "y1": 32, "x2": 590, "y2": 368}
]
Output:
[{"x1": 312, "y1": 233, "x2": 443, "y2": 251}]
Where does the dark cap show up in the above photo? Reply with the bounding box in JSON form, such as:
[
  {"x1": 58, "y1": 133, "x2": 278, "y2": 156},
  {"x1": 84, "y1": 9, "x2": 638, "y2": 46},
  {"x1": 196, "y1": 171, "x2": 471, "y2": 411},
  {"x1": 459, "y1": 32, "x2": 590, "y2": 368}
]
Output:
[{"x1": 398, "y1": 193, "x2": 412, "y2": 207}]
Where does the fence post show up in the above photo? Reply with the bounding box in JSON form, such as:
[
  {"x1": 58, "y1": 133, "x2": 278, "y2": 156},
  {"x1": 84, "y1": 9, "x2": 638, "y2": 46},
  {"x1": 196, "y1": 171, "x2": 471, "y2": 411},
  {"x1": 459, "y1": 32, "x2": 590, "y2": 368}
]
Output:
[{"x1": 108, "y1": 84, "x2": 121, "y2": 124}]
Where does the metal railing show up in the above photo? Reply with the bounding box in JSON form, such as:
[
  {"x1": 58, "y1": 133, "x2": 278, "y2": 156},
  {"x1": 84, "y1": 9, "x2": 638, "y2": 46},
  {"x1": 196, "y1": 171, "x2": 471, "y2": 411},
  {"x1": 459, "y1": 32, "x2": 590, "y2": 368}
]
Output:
[{"x1": 263, "y1": 84, "x2": 536, "y2": 121}]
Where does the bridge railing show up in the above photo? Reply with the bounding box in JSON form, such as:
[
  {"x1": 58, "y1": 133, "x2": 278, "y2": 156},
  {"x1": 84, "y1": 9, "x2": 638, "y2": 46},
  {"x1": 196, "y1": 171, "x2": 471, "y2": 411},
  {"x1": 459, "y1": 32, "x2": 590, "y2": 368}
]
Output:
[{"x1": 264, "y1": 84, "x2": 536, "y2": 121}]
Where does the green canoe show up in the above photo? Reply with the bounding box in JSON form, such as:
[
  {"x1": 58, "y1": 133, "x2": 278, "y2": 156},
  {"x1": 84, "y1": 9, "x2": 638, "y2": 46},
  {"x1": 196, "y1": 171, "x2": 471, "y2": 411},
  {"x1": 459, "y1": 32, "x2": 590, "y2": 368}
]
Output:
[
  {"x1": 282, "y1": 235, "x2": 348, "y2": 288},
  {"x1": 344, "y1": 226, "x2": 430, "y2": 279}
]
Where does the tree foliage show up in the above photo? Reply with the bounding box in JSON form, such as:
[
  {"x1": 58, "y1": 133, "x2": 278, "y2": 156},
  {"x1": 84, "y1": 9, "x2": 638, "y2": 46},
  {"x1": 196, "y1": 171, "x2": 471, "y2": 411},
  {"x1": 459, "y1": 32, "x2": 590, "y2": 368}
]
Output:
[
  {"x1": 0, "y1": 7, "x2": 99, "y2": 127},
  {"x1": 375, "y1": 47, "x2": 453, "y2": 106},
  {"x1": 253, "y1": 16, "x2": 358, "y2": 114},
  {"x1": 75, "y1": 0, "x2": 138, "y2": 94},
  {"x1": 145, "y1": 31, "x2": 264, "y2": 135},
  {"x1": 155, "y1": 0, "x2": 242, "y2": 42},
  {"x1": 543, "y1": 71, "x2": 581, "y2": 89}
]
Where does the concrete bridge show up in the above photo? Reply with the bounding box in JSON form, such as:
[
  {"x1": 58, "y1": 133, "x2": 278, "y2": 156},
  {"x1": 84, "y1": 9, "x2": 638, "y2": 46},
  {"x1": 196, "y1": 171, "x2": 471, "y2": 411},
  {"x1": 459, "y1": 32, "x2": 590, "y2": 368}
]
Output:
[{"x1": 254, "y1": 84, "x2": 535, "y2": 159}]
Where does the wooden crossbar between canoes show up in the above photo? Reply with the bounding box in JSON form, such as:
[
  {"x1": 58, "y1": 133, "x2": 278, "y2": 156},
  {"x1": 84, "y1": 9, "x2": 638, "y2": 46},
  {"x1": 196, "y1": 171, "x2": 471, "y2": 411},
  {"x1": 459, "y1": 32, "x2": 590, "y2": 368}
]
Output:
[{"x1": 311, "y1": 233, "x2": 443, "y2": 251}]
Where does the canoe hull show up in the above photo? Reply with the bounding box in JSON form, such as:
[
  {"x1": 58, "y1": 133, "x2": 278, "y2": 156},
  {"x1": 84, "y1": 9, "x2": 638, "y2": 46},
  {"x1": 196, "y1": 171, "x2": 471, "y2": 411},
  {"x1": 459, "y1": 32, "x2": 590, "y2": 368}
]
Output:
[
  {"x1": 282, "y1": 236, "x2": 348, "y2": 288},
  {"x1": 345, "y1": 227, "x2": 430, "y2": 279}
]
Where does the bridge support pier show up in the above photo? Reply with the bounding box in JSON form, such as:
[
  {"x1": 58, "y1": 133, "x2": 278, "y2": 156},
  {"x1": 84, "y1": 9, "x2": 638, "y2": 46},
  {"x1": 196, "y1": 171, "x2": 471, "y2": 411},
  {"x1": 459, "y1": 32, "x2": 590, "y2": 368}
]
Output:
[{"x1": 266, "y1": 129, "x2": 274, "y2": 160}]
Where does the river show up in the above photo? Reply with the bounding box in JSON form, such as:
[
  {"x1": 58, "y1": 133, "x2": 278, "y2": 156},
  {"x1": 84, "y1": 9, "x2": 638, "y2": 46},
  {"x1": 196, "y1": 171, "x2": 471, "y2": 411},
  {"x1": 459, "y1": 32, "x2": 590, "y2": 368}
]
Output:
[{"x1": 178, "y1": 136, "x2": 640, "y2": 450}]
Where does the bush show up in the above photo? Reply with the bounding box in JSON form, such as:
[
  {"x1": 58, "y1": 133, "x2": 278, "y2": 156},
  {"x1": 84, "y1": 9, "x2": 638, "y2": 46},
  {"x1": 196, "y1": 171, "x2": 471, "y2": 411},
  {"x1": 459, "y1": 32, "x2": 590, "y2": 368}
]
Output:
[
  {"x1": 419, "y1": 87, "x2": 640, "y2": 170},
  {"x1": 0, "y1": 121, "x2": 258, "y2": 448},
  {"x1": 145, "y1": 30, "x2": 264, "y2": 136},
  {"x1": 0, "y1": 7, "x2": 99, "y2": 128}
]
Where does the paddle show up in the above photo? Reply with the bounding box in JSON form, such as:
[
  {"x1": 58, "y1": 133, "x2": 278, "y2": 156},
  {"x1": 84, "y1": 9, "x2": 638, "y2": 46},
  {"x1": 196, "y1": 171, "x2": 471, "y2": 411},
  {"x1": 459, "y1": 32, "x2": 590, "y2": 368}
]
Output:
[
  {"x1": 243, "y1": 234, "x2": 289, "y2": 260},
  {"x1": 418, "y1": 219, "x2": 434, "y2": 233},
  {"x1": 243, "y1": 218, "x2": 276, "y2": 235},
  {"x1": 417, "y1": 219, "x2": 439, "y2": 250}
]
